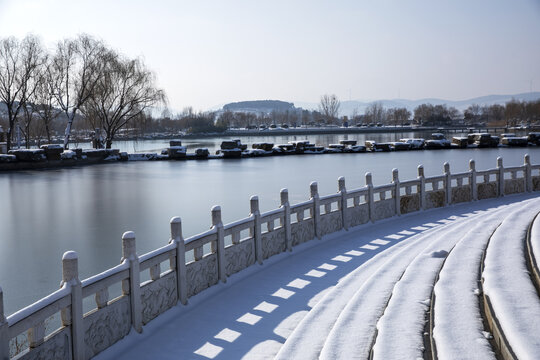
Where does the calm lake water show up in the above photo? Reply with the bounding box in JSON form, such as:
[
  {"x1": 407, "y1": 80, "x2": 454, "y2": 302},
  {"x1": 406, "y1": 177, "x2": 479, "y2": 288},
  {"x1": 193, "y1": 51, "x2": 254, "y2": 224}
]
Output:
[{"x1": 1, "y1": 142, "x2": 539, "y2": 315}]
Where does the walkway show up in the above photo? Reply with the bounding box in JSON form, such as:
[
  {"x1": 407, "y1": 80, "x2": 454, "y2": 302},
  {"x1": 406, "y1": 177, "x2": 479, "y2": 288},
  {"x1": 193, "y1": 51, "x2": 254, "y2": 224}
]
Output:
[{"x1": 97, "y1": 192, "x2": 540, "y2": 360}]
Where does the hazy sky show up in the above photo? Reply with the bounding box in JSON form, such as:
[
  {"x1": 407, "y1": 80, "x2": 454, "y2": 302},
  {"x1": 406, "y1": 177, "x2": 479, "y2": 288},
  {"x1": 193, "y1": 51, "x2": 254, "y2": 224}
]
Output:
[{"x1": 1, "y1": 0, "x2": 539, "y2": 112}]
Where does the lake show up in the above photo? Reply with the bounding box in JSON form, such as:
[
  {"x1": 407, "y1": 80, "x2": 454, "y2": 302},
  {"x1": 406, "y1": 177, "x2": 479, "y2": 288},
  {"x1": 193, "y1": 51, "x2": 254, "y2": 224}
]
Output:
[{"x1": 0, "y1": 144, "x2": 538, "y2": 315}]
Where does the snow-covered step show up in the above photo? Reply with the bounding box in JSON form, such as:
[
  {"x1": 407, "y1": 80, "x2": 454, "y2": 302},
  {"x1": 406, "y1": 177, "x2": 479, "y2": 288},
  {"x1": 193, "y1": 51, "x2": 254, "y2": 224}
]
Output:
[
  {"x1": 526, "y1": 211, "x2": 540, "y2": 295},
  {"x1": 482, "y1": 201, "x2": 540, "y2": 360},
  {"x1": 318, "y1": 212, "x2": 489, "y2": 360},
  {"x1": 275, "y1": 217, "x2": 462, "y2": 360},
  {"x1": 371, "y1": 202, "x2": 526, "y2": 360}
]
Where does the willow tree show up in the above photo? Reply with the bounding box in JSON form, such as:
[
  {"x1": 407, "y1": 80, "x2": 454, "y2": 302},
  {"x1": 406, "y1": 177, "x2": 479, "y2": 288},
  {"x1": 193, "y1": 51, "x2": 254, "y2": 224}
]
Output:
[
  {"x1": 50, "y1": 34, "x2": 109, "y2": 149},
  {"x1": 83, "y1": 55, "x2": 166, "y2": 148},
  {"x1": 0, "y1": 35, "x2": 44, "y2": 150}
]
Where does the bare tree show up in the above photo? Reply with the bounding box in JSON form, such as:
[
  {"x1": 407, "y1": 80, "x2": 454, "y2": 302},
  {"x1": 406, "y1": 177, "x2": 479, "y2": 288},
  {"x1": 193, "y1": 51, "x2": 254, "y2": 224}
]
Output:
[
  {"x1": 50, "y1": 34, "x2": 109, "y2": 149},
  {"x1": 82, "y1": 55, "x2": 166, "y2": 148},
  {"x1": 319, "y1": 94, "x2": 340, "y2": 124},
  {"x1": 0, "y1": 35, "x2": 44, "y2": 150},
  {"x1": 32, "y1": 58, "x2": 61, "y2": 144},
  {"x1": 365, "y1": 102, "x2": 386, "y2": 124}
]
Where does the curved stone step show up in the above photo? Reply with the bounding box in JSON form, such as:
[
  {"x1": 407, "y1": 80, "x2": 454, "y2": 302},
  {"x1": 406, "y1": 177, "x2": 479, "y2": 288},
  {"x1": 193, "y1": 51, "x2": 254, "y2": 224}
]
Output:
[
  {"x1": 274, "y1": 217, "x2": 462, "y2": 360},
  {"x1": 318, "y1": 212, "x2": 490, "y2": 360},
  {"x1": 371, "y1": 203, "x2": 521, "y2": 360},
  {"x1": 482, "y1": 201, "x2": 540, "y2": 360},
  {"x1": 526, "y1": 212, "x2": 540, "y2": 296},
  {"x1": 429, "y1": 200, "x2": 538, "y2": 360}
]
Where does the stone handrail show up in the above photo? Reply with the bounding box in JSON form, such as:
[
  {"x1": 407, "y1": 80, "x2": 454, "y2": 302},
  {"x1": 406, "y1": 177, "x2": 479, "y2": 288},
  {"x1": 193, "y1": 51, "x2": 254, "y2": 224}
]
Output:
[{"x1": 1, "y1": 155, "x2": 540, "y2": 359}]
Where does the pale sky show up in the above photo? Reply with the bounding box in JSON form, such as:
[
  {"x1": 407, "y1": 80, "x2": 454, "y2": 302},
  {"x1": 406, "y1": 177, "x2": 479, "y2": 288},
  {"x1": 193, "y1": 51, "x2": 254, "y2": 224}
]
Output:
[{"x1": 1, "y1": 0, "x2": 539, "y2": 112}]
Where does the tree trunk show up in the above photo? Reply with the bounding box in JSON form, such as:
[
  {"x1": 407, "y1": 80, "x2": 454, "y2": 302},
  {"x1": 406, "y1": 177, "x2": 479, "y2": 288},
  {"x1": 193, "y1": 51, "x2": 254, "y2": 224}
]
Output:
[{"x1": 63, "y1": 112, "x2": 75, "y2": 149}]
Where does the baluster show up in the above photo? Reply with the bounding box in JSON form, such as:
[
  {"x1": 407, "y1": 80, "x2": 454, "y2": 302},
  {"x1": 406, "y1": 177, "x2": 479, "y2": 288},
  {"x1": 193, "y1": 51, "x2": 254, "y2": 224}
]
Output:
[
  {"x1": 194, "y1": 246, "x2": 203, "y2": 261},
  {"x1": 60, "y1": 251, "x2": 85, "y2": 358},
  {"x1": 0, "y1": 287, "x2": 7, "y2": 359},
  {"x1": 444, "y1": 162, "x2": 451, "y2": 205},
  {"x1": 311, "y1": 182, "x2": 321, "y2": 238},
  {"x1": 470, "y1": 159, "x2": 477, "y2": 201},
  {"x1": 497, "y1": 157, "x2": 504, "y2": 196},
  {"x1": 170, "y1": 217, "x2": 187, "y2": 305},
  {"x1": 338, "y1": 176, "x2": 348, "y2": 230},
  {"x1": 366, "y1": 173, "x2": 375, "y2": 222},
  {"x1": 28, "y1": 321, "x2": 45, "y2": 348},
  {"x1": 405, "y1": 186, "x2": 412, "y2": 196},
  {"x1": 524, "y1": 154, "x2": 532, "y2": 192},
  {"x1": 250, "y1": 196, "x2": 263, "y2": 265},
  {"x1": 232, "y1": 231, "x2": 240, "y2": 245},
  {"x1": 392, "y1": 169, "x2": 400, "y2": 216},
  {"x1": 150, "y1": 263, "x2": 161, "y2": 281},
  {"x1": 281, "y1": 188, "x2": 292, "y2": 251},
  {"x1": 95, "y1": 288, "x2": 109, "y2": 309},
  {"x1": 418, "y1": 165, "x2": 425, "y2": 210},
  {"x1": 122, "y1": 232, "x2": 142, "y2": 333}
]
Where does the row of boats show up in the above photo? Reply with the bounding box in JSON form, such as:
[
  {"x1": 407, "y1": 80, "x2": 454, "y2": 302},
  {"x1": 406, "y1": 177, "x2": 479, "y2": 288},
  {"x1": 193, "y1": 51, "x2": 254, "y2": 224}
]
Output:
[{"x1": 214, "y1": 132, "x2": 540, "y2": 158}]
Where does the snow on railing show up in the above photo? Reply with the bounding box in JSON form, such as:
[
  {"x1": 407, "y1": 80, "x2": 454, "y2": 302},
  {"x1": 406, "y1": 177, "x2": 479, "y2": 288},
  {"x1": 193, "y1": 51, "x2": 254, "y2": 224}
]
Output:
[{"x1": 1, "y1": 154, "x2": 539, "y2": 360}]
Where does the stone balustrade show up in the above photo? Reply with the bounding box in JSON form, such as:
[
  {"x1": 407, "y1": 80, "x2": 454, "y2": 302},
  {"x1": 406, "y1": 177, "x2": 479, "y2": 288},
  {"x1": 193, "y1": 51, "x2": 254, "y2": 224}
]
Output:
[{"x1": 1, "y1": 154, "x2": 540, "y2": 360}]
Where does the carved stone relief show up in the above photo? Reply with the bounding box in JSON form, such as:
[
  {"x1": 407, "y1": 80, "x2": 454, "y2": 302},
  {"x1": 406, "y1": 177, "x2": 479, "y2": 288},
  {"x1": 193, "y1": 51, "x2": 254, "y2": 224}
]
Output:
[
  {"x1": 346, "y1": 204, "x2": 369, "y2": 228},
  {"x1": 319, "y1": 211, "x2": 342, "y2": 236},
  {"x1": 291, "y1": 219, "x2": 315, "y2": 246},
  {"x1": 225, "y1": 240, "x2": 255, "y2": 276},
  {"x1": 451, "y1": 185, "x2": 471, "y2": 204},
  {"x1": 18, "y1": 327, "x2": 71, "y2": 360},
  {"x1": 141, "y1": 272, "x2": 178, "y2": 325},
  {"x1": 186, "y1": 254, "x2": 218, "y2": 297},
  {"x1": 425, "y1": 190, "x2": 445, "y2": 209},
  {"x1": 262, "y1": 228, "x2": 286, "y2": 259},
  {"x1": 504, "y1": 179, "x2": 525, "y2": 195},
  {"x1": 83, "y1": 295, "x2": 131, "y2": 358},
  {"x1": 400, "y1": 194, "x2": 420, "y2": 214},
  {"x1": 374, "y1": 199, "x2": 395, "y2": 220},
  {"x1": 477, "y1": 182, "x2": 498, "y2": 200}
]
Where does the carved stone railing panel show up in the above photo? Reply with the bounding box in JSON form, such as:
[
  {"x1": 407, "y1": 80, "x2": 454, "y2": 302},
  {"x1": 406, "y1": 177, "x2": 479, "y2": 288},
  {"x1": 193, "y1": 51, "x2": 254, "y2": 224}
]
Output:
[
  {"x1": 319, "y1": 211, "x2": 342, "y2": 236},
  {"x1": 17, "y1": 327, "x2": 71, "y2": 360},
  {"x1": 451, "y1": 185, "x2": 471, "y2": 204},
  {"x1": 291, "y1": 219, "x2": 315, "y2": 246},
  {"x1": 346, "y1": 203, "x2": 369, "y2": 228},
  {"x1": 262, "y1": 228, "x2": 286, "y2": 259},
  {"x1": 141, "y1": 272, "x2": 177, "y2": 325},
  {"x1": 83, "y1": 295, "x2": 131, "y2": 359},
  {"x1": 504, "y1": 178, "x2": 525, "y2": 195},
  {"x1": 425, "y1": 190, "x2": 445, "y2": 209},
  {"x1": 373, "y1": 198, "x2": 395, "y2": 220},
  {"x1": 225, "y1": 240, "x2": 255, "y2": 276},
  {"x1": 533, "y1": 176, "x2": 540, "y2": 191},
  {"x1": 186, "y1": 254, "x2": 218, "y2": 297},
  {"x1": 477, "y1": 182, "x2": 498, "y2": 200},
  {"x1": 400, "y1": 194, "x2": 420, "y2": 214}
]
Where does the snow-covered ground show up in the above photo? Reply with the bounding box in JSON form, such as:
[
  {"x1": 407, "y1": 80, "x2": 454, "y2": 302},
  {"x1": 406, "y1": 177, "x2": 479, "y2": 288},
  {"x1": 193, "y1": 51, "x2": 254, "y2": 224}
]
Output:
[{"x1": 96, "y1": 193, "x2": 540, "y2": 360}]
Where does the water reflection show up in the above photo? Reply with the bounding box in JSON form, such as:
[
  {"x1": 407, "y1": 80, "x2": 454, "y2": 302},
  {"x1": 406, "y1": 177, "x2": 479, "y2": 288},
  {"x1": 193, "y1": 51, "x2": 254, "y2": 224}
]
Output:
[{"x1": 0, "y1": 146, "x2": 538, "y2": 314}]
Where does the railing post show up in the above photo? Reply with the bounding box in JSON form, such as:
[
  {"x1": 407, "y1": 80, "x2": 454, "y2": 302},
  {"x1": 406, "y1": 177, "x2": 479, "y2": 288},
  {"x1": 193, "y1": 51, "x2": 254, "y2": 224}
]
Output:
[
  {"x1": 60, "y1": 251, "x2": 84, "y2": 360},
  {"x1": 524, "y1": 154, "x2": 532, "y2": 192},
  {"x1": 366, "y1": 173, "x2": 375, "y2": 222},
  {"x1": 444, "y1": 162, "x2": 451, "y2": 206},
  {"x1": 250, "y1": 196, "x2": 263, "y2": 264},
  {"x1": 0, "y1": 287, "x2": 8, "y2": 360},
  {"x1": 497, "y1": 157, "x2": 504, "y2": 197},
  {"x1": 469, "y1": 159, "x2": 477, "y2": 200},
  {"x1": 392, "y1": 169, "x2": 400, "y2": 216},
  {"x1": 310, "y1": 182, "x2": 321, "y2": 239},
  {"x1": 281, "y1": 189, "x2": 292, "y2": 251},
  {"x1": 212, "y1": 206, "x2": 227, "y2": 283},
  {"x1": 338, "y1": 176, "x2": 348, "y2": 230},
  {"x1": 418, "y1": 165, "x2": 425, "y2": 210},
  {"x1": 170, "y1": 217, "x2": 187, "y2": 305},
  {"x1": 122, "y1": 232, "x2": 143, "y2": 333}
]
